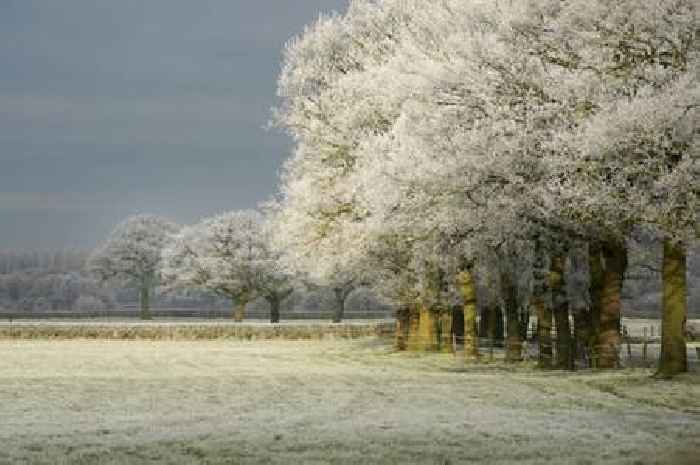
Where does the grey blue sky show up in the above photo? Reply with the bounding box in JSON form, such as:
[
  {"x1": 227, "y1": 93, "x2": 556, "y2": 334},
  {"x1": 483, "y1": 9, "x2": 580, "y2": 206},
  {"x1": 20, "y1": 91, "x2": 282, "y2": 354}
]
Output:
[{"x1": 0, "y1": 0, "x2": 347, "y2": 250}]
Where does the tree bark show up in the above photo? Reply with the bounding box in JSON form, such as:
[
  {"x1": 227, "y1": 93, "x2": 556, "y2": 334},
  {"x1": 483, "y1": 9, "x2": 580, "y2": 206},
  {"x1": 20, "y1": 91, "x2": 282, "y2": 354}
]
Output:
[
  {"x1": 487, "y1": 305, "x2": 497, "y2": 359},
  {"x1": 233, "y1": 299, "x2": 247, "y2": 322},
  {"x1": 394, "y1": 306, "x2": 409, "y2": 351},
  {"x1": 139, "y1": 284, "x2": 152, "y2": 320},
  {"x1": 550, "y1": 255, "x2": 572, "y2": 370},
  {"x1": 452, "y1": 304, "x2": 464, "y2": 348},
  {"x1": 332, "y1": 288, "x2": 345, "y2": 323},
  {"x1": 573, "y1": 306, "x2": 591, "y2": 367},
  {"x1": 269, "y1": 297, "x2": 281, "y2": 323},
  {"x1": 588, "y1": 243, "x2": 604, "y2": 366},
  {"x1": 406, "y1": 304, "x2": 421, "y2": 351},
  {"x1": 534, "y1": 297, "x2": 552, "y2": 368},
  {"x1": 502, "y1": 269, "x2": 522, "y2": 362},
  {"x1": 656, "y1": 239, "x2": 688, "y2": 378},
  {"x1": 439, "y1": 308, "x2": 453, "y2": 353},
  {"x1": 416, "y1": 302, "x2": 437, "y2": 351},
  {"x1": 457, "y1": 270, "x2": 479, "y2": 360},
  {"x1": 597, "y1": 241, "x2": 626, "y2": 368},
  {"x1": 533, "y1": 239, "x2": 551, "y2": 368}
]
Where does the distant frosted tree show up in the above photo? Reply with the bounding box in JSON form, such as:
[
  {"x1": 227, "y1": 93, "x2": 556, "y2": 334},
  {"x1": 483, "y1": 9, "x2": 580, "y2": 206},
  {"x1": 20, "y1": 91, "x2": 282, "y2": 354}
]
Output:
[
  {"x1": 162, "y1": 210, "x2": 295, "y2": 323},
  {"x1": 88, "y1": 214, "x2": 179, "y2": 320}
]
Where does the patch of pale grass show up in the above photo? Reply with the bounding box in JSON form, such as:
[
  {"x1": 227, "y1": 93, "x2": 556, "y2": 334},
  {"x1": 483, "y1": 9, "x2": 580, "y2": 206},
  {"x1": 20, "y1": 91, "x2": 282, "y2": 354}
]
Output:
[{"x1": 0, "y1": 339, "x2": 698, "y2": 465}]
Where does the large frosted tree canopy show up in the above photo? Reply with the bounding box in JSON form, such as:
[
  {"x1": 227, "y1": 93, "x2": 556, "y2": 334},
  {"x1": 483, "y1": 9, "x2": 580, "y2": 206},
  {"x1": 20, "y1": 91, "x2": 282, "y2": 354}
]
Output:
[{"x1": 272, "y1": 0, "x2": 698, "y2": 373}]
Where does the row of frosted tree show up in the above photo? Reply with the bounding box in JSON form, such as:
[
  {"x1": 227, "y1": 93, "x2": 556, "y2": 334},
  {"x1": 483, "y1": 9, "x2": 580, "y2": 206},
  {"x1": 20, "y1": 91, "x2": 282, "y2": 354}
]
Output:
[
  {"x1": 86, "y1": 212, "x2": 369, "y2": 323},
  {"x1": 267, "y1": 0, "x2": 698, "y2": 378},
  {"x1": 86, "y1": 0, "x2": 697, "y2": 378}
]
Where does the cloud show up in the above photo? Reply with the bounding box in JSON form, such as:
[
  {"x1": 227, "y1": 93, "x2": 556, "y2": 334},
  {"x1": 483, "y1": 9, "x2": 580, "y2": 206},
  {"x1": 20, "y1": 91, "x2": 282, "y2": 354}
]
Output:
[{"x1": 0, "y1": 0, "x2": 348, "y2": 248}]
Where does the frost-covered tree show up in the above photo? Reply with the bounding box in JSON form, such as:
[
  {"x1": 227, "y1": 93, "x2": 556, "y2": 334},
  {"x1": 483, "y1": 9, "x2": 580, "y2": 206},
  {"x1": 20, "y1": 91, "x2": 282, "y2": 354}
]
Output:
[
  {"x1": 274, "y1": 0, "x2": 697, "y2": 371},
  {"x1": 520, "y1": 0, "x2": 699, "y2": 372},
  {"x1": 162, "y1": 210, "x2": 295, "y2": 323},
  {"x1": 88, "y1": 214, "x2": 179, "y2": 320}
]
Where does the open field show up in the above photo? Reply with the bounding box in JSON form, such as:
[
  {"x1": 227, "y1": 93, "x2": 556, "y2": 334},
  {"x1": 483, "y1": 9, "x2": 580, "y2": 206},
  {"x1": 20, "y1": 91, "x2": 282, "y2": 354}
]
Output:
[{"x1": 1, "y1": 339, "x2": 699, "y2": 465}]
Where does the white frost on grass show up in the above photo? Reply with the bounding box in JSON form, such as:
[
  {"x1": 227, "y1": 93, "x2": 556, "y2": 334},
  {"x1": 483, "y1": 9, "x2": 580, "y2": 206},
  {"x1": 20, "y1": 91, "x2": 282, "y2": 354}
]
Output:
[{"x1": 0, "y1": 339, "x2": 698, "y2": 465}]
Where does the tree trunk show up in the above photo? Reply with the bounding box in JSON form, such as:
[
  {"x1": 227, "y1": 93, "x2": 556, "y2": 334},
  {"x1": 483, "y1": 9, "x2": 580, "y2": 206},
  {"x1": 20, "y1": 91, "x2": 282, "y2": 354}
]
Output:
[
  {"x1": 452, "y1": 304, "x2": 464, "y2": 348},
  {"x1": 478, "y1": 307, "x2": 489, "y2": 338},
  {"x1": 505, "y1": 311, "x2": 522, "y2": 362},
  {"x1": 550, "y1": 255, "x2": 572, "y2": 370},
  {"x1": 233, "y1": 299, "x2": 247, "y2": 322},
  {"x1": 394, "y1": 306, "x2": 409, "y2": 351},
  {"x1": 457, "y1": 270, "x2": 479, "y2": 360},
  {"x1": 656, "y1": 239, "x2": 688, "y2": 378},
  {"x1": 588, "y1": 243, "x2": 604, "y2": 367},
  {"x1": 573, "y1": 306, "x2": 591, "y2": 368},
  {"x1": 533, "y1": 239, "x2": 551, "y2": 368},
  {"x1": 416, "y1": 303, "x2": 437, "y2": 351},
  {"x1": 519, "y1": 307, "x2": 530, "y2": 342},
  {"x1": 494, "y1": 307, "x2": 505, "y2": 340},
  {"x1": 332, "y1": 289, "x2": 345, "y2": 323},
  {"x1": 534, "y1": 297, "x2": 552, "y2": 368},
  {"x1": 502, "y1": 270, "x2": 522, "y2": 362},
  {"x1": 406, "y1": 304, "x2": 421, "y2": 351},
  {"x1": 269, "y1": 297, "x2": 281, "y2": 323},
  {"x1": 139, "y1": 285, "x2": 152, "y2": 320},
  {"x1": 438, "y1": 308, "x2": 453, "y2": 353},
  {"x1": 597, "y1": 241, "x2": 626, "y2": 368}
]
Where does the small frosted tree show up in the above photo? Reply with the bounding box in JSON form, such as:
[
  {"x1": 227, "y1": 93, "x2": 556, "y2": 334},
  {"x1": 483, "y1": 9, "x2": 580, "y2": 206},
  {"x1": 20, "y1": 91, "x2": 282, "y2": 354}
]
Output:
[
  {"x1": 162, "y1": 210, "x2": 295, "y2": 323},
  {"x1": 87, "y1": 214, "x2": 179, "y2": 320}
]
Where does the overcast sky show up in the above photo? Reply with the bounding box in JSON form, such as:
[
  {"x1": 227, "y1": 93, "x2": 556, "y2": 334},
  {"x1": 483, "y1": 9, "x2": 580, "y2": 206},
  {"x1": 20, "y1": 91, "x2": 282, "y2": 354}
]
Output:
[{"x1": 0, "y1": 0, "x2": 347, "y2": 250}]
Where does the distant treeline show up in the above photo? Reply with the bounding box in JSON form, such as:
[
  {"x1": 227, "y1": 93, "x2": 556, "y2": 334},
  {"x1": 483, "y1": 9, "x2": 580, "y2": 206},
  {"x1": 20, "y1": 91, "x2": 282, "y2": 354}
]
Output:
[
  {"x1": 0, "y1": 249, "x2": 393, "y2": 317},
  {"x1": 0, "y1": 249, "x2": 89, "y2": 274}
]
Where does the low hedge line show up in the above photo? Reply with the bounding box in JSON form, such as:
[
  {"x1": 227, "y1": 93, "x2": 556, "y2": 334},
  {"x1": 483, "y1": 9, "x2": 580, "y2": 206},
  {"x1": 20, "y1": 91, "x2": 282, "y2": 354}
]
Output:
[{"x1": 0, "y1": 321, "x2": 396, "y2": 341}]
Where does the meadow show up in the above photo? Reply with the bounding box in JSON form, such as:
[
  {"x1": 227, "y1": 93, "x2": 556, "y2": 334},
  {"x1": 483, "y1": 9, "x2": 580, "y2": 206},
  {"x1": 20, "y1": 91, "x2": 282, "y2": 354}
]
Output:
[{"x1": 0, "y1": 333, "x2": 698, "y2": 465}]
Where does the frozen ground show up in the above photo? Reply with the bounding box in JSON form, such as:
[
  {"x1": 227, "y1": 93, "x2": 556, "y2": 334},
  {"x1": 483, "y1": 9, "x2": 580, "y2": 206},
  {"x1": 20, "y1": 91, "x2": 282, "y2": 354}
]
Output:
[{"x1": 0, "y1": 339, "x2": 698, "y2": 465}]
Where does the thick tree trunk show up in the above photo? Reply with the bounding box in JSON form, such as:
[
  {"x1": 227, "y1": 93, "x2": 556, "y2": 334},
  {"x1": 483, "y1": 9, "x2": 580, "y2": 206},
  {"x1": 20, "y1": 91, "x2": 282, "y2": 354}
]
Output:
[
  {"x1": 233, "y1": 299, "x2": 247, "y2": 322},
  {"x1": 479, "y1": 306, "x2": 504, "y2": 340},
  {"x1": 406, "y1": 304, "x2": 421, "y2": 351},
  {"x1": 494, "y1": 307, "x2": 505, "y2": 340},
  {"x1": 588, "y1": 243, "x2": 604, "y2": 366},
  {"x1": 597, "y1": 241, "x2": 626, "y2": 368},
  {"x1": 416, "y1": 303, "x2": 437, "y2": 351},
  {"x1": 502, "y1": 270, "x2": 522, "y2": 362},
  {"x1": 534, "y1": 297, "x2": 552, "y2": 368},
  {"x1": 394, "y1": 306, "x2": 409, "y2": 351},
  {"x1": 332, "y1": 289, "x2": 345, "y2": 323},
  {"x1": 457, "y1": 270, "x2": 479, "y2": 360},
  {"x1": 452, "y1": 304, "x2": 464, "y2": 348},
  {"x1": 519, "y1": 307, "x2": 530, "y2": 341},
  {"x1": 533, "y1": 239, "x2": 551, "y2": 368},
  {"x1": 573, "y1": 306, "x2": 591, "y2": 367},
  {"x1": 139, "y1": 285, "x2": 152, "y2": 320},
  {"x1": 656, "y1": 239, "x2": 688, "y2": 378},
  {"x1": 269, "y1": 297, "x2": 281, "y2": 323},
  {"x1": 550, "y1": 255, "x2": 572, "y2": 370},
  {"x1": 505, "y1": 311, "x2": 522, "y2": 362},
  {"x1": 438, "y1": 308, "x2": 453, "y2": 353}
]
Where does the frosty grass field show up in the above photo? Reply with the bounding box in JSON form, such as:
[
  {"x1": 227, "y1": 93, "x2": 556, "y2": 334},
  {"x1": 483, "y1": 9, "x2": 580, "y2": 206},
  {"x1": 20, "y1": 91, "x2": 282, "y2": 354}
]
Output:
[{"x1": 0, "y1": 336, "x2": 699, "y2": 465}]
